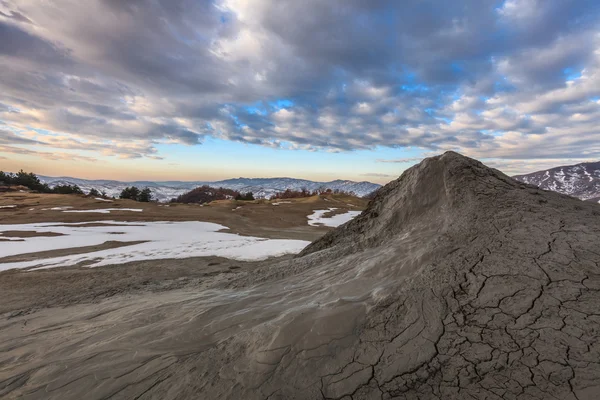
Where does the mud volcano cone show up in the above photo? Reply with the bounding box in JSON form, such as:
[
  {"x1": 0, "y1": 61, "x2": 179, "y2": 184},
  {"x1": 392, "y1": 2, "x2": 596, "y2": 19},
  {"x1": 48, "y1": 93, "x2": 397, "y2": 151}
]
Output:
[{"x1": 197, "y1": 152, "x2": 600, "y2": 399}]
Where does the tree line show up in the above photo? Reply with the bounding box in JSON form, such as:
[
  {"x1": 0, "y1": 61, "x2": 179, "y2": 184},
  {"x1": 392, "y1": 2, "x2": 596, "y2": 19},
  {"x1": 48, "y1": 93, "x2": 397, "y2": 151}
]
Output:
[
  {"x1": 269, "y1": 187, "x2": 356, "y2": 200},
  {"x1": 171, "y1": 184, "x2": 362, "y2": 204},
  {"x1": 0, "y1": 170, "x2": 87, "y2": 195},
  {"x1": 1, "y1": 170, "x2": 52, "y2": 193},
  {"x1": 1, "y1": 170, "x2": 153, "y2": 202}
]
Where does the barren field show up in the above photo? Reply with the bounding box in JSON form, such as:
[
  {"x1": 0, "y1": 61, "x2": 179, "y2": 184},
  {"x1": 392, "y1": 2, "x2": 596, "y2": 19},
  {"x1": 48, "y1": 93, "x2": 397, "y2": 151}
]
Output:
[
  {"x1": 0, "y1": 192, "x2": 366, "y2": 240},
  {"x1": 0, "y1": 192, "x2": 367, "y2": 314}
]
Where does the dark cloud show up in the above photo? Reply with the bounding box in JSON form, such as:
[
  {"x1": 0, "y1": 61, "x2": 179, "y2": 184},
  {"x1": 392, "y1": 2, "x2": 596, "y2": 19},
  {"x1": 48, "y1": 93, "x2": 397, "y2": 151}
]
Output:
[
  {"x1": 0, "y1": 20, "x2": 71, "y2": 65},
  {"x1": 0, "y1": 129, "x2": 40, "y2": 145},
  {"x1": 0, "y1": 0, "x2": 599, "y2": 162}
]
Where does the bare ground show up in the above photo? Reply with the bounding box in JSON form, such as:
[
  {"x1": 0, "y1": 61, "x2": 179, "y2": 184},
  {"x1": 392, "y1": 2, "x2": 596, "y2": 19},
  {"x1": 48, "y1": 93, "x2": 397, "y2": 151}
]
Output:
[
  {"x1": 0, "y1": 192, "x2": 366, "y2": 241},
  {"x1": 0, "y1": 255, "x2": 287, "y2": 316}
]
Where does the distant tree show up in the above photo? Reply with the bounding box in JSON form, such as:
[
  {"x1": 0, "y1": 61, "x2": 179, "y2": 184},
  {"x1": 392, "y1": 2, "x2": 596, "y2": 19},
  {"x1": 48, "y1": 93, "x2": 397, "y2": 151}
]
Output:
[
  {"x1": 88, "y1": 188, "x2": 101, "y2": 197},
  {"x1": 8, "y1": 170, "x2": 51, "y2": 192},
  {"x1": 236, "y1": 192, "x2": 255, "y2": 201},
  {"x1": 173, "y1": 185, "x2": 240, "y2": 204},
  {"x1": 101, "y1": 190, "x2": 108, "y2": 198},
  {"x1": 1, "y1": 170, "x2": 53, "y2": 192},
  {"x1": 138, "y1": 187, "x2": 153, "y2": 202},
  {"x1": 53, "y1": 184, "x2": 83, "y2": 195},
  {"x1": 120, "y1": 186, "x2": 141, "y2": 201},
  {"x1": 0, "y1": 171, "x2": 13, "y2": 185},
  {"x1": 333, "y1": 188, "x2": 356, "y2": 196},
  {"x1": 270, "y1": 188, "x2": 311, "y2": 200}
]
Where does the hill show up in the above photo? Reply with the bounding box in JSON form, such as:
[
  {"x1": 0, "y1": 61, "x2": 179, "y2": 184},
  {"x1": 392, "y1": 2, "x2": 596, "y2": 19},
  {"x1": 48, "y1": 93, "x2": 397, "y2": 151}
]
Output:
[
  {"x1": 513, "y1": 161, "x2": 600, "y2": 201},
  {"x1": 190, "y1": 152, "x2": 600, "y2": 398},
  {"x1": 40, "y1": 176, "x2": 382, "y2": 202}
]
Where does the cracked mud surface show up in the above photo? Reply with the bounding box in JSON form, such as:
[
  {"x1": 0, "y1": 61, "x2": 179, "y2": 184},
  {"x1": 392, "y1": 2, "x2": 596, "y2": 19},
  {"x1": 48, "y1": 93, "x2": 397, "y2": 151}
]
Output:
[{"x1": 2, "y1": 152, "x2": 600, "y2": 399}]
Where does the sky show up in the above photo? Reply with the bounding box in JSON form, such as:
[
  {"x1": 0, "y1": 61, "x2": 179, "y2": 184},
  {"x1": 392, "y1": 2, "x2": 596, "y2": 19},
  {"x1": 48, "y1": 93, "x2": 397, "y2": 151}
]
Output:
[{"x1": 1, "y1": 0, "x2": 600, "y2": 184}]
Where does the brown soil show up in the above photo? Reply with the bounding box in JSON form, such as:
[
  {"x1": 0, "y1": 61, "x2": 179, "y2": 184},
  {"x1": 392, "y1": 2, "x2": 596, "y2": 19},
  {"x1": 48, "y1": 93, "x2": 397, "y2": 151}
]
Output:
[{"x1": 0, "y1": 193, "x2": 367, "y2": 242}]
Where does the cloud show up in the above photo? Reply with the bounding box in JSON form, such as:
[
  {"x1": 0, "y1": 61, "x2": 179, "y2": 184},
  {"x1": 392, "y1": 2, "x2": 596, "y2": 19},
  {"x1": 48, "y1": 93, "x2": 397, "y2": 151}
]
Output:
[
  {"x1": 0, "y1": 144, "x2": 98, "y2": 162},
  {"x1": 376, "y1": 158, "x2": 424, "y2": 164},
  {"x1": 0, "y1": 129, "x2": 40, "y2": 145},
  {"x1": 360, "y1": 172, "x2": 393, "y2": 178},
  {"x1": 0, "y1": 0, "x2": 599, "y2": 166}
]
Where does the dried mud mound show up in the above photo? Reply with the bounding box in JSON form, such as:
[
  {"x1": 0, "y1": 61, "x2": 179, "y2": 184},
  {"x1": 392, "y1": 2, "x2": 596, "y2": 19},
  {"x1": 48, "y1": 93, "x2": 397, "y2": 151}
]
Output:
[{"x1": 3, "y1": 152, "x2": 600, "y2": 400}]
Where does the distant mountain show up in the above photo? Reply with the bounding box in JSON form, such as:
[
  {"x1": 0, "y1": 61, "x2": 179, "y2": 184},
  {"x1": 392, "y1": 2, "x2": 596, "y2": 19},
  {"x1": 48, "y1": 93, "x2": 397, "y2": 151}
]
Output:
[
  {"x1": 40, "y1": 176, "x2": 382, "y2": 202},
  {"x1": 513, "y1": 161, "x2": 600, "y2": 201}
]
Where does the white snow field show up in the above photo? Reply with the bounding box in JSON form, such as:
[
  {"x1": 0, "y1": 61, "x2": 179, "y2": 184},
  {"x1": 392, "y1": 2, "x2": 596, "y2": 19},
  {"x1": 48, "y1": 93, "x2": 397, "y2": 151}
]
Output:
[
  {"x1": 63, "y1": 208, "x2": 143, "y2": 214},
  {"x1": 307, "y1": 208, "x2": 361, "y2": 227},
  {"x1": 0, "y1": 221, "x2": 310, "y2": 271}
]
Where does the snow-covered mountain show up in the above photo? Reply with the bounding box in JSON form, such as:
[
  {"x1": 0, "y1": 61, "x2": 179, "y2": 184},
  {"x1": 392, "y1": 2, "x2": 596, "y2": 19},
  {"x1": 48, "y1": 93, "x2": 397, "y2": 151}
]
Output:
[
  {"x1": 40, "y1": 176, "x2": 382, "y2": 202},
  {"x1": 513, "y1": 161, "x2": 600, "y2": 201}
]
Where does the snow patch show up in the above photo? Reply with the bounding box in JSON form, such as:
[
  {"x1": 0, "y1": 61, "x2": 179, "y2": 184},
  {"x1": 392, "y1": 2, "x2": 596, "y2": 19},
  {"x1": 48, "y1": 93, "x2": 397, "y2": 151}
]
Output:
[
  {"x1": 272, "y1": 201, "x2": 291, "y2": 205},
  {"x1": 94, "y1": 198, "x2": 113, "y2": 202},
  {"x1": 42, "y1": 206, "x2": 73, "y2": 211},
  {"x1": 0, "y1": 221, "x2": 310, "y2": 271},
  {"x1": 0, "y1": 205, "x2": 17, "y2": 209},
  {"x1": 63, "y1": 208, "x2": 143, "y2": 214},
  {"x1": 307, "y1": 208, "x2": 361, "y2": 227}
]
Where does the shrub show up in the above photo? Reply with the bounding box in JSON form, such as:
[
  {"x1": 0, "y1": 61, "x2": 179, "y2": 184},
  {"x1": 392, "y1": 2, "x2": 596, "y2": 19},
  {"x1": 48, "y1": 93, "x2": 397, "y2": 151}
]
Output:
[
  {"x1": 138, "y1": 188, "x2": 153, "y2": 202},
  {"x1": 235, "y1": 192, "x2": 255, "y2": 201},
  {"x1": 53, "y1": 184, "x2": 83, "y2": 195},
  {"x1": 120, "y1": 186, "x2": 141, "y2": 201}
]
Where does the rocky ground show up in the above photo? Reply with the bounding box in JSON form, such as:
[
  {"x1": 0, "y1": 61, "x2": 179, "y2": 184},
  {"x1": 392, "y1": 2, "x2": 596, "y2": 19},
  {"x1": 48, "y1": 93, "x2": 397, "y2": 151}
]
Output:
[{"x1": 1, "y1": 152, "x2": 600, "y2": 399}]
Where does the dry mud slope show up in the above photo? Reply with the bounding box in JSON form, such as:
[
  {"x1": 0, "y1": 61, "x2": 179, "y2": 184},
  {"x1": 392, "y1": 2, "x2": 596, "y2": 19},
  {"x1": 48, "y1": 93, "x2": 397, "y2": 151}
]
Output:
[{"x1": 2, "y1": 151, "x2": 600, "y2": 399}]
